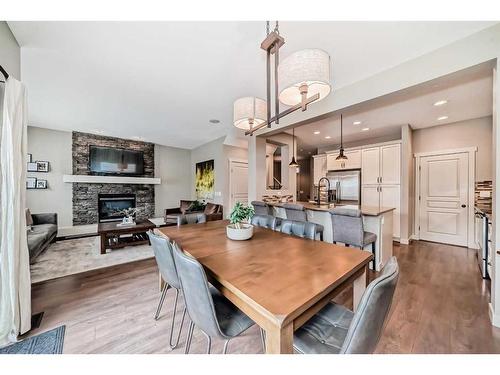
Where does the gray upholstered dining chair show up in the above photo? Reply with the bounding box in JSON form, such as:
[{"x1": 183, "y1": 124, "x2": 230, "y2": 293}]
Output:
[
  {"x1": 294, "y1": 256, "x2": 399, "y2": 354},
  {"x1": 147, "y1": 231, "x2": 186, "y2": 349},
  {"x1": 172, "y1": 242, "x2": 265, "y2": 354},
  {"x1": 330, "y1": 207, "x2": 377, "y2": 269},
  {"x1": 283, "y1": 203, "x2": 324, "y2": 240},
  {"x1": 177, "y1": 212, "x2": 207, "y2": 225},
  {"x1": 280, "y1": 219, "x2": 321, "y2": 241},
  {"x1": 251, "y1": 200, "x2": 271, "y2": 216},
  {"x1": 251, "y1": 214, "x2": 279, "y2": 231}
]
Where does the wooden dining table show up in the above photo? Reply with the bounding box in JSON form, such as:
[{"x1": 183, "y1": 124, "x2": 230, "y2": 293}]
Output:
[{"x1": 157, "y1": 220, "x2": 372, "y2": 354}]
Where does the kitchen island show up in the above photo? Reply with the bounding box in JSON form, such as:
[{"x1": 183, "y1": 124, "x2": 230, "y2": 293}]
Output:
[{"x1": 268, "y1": 201, "x2": 395, "y2": 271}]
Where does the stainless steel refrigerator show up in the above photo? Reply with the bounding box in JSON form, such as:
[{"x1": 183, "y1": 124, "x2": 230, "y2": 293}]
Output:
[{"x1": 326, "y1": 169, "x2": 361, "y2": 205}]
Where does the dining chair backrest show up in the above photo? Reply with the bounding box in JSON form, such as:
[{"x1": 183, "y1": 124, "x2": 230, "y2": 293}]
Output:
[
  {"x1": 329, "y1": 207, "x2": 364, "y2": 247},
  {"x1": 147, "y1": 231, "x2": 181, "y2": 290},
  {"x1": 251, "y1": 201, "x2": 271, "y2": 216},
  {"x1": 280, "y1": 219, "x2": 318, "y2": 240},
  {"x1": 178, "y1": 213, "x2": 207, "y2": 225},
  {"x1": 250, "y1": 214, "x2": 278, "y2": 231},
  {"x1": 340, "y1": 256, "x2": 399, "y2": 354},
  {"x1": 283, "y1": 203, "x2": 307, "y2": 221},
  {"x1": 172, "y1": 242, "x2": 222, "y2": 338}
]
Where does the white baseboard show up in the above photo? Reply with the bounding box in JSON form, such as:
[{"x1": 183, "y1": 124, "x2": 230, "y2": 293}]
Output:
[
  {"x1": 399, "y1": 238, "x2": 409, "y2": 245},
  {"x1": 489, "y1": 303, "x2": 500, "y2": 327}
]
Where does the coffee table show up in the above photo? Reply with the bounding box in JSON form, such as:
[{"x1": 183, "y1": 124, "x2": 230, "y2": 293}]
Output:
[{"x1": 97, "y1": 220, "x2": 156, "y2": 254}]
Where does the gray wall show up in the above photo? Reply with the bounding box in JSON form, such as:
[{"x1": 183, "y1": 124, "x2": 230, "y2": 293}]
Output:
[
  {"x1": 189, "y1": 136, "x2": 249, "y2": 216},
  {"x1": 0, "y1": 21, "x2": 20, "y2": 79},
  {"x1": 26, "y1": 127, "x2": 73, "y2": 227},
  {"x1": 412, "y1": 116, "x2": 493, "y2": 181},
  {"x1": 154, "y1": 144, "x2": 191, "y2": 217}
]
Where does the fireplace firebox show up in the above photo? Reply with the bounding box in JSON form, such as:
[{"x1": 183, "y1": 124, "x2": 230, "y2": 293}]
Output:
[{"x1": 98, "y1": 193, "x2": 136, "y2": 223}]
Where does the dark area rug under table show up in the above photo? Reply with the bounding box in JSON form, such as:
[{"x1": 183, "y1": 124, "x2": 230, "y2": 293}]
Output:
[{"x1": 0, "y1": 326, "x2": 65, "y2": 354}]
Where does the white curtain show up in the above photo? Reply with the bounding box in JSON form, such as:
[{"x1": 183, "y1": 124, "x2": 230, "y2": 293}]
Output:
[{"x1": 0, "y1": 77, "x2": 31, "y2": 347}]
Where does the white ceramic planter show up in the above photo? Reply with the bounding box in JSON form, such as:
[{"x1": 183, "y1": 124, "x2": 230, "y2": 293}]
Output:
[{"x1": 226, "y1": 223, "x2": 254, "y2": 241}]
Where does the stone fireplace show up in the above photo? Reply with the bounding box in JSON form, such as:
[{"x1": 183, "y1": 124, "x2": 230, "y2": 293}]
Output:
[
  {"x1": 72, "y1": 132, "x2": 155, "y2": 225},
  {"x1": 98, "y1": 193, "x2": 136, "y2": 223}
]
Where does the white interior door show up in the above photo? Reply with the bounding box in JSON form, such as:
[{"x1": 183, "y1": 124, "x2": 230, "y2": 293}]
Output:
[
  {"x1": 419, "y1": 152, "x2": 468, "y2": 246},
  {"x1": 229, "y1": 160, "x2": 248, "y2": 209}
]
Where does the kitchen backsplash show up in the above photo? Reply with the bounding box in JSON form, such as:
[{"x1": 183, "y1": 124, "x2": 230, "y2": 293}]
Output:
[{"x1": 475, "y1": 180, "x2": 492, "y2": 214}]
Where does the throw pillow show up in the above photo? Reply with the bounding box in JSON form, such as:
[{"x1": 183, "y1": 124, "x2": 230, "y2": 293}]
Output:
[
  {"x1": 26, "y1": 208, "x2": 34, "y2": 226},
  {"x1": 204, "y1": 203, "x2": 218, "y2": 215}
]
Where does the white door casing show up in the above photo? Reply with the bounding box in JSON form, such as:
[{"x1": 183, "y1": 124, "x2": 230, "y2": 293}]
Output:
[
  {"x1": 229, "y1": 159, "x2": 248, "y2": 210},
  {"x1": 418, "y1": 151, "x2": 470, "y2": 247}
]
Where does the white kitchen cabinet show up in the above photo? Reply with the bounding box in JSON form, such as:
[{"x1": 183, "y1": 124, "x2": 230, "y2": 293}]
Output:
[
  {"x1": 361, "y1": 147, "x2": 380, "y2": 184},
  {"x1": 380, "y1": 184, "x2": 401, "y2": 238},
  {"x1": 362, "y1": 185, "x2": 380, "y2": 208},
  {"x1": 313, "y1": 155, "x2": 327, "y2": 184},
  {"x1": 380, "y1": 144, "x2": 401, "y2": 184},
  {"x1": 327, "y1": 149, "x2": 361, "y2": 171},
  {"x1": 344, "y1": 150, "x2": 361, "y2": 169}
]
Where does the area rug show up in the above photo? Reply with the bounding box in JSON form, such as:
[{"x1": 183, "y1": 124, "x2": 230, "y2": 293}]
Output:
[
  {"x1": 0, "y1": 326, "x2": 65, "y2": 354},
  {"x1": 30, "y1": 236, "x2": 154, "y2": 283}
]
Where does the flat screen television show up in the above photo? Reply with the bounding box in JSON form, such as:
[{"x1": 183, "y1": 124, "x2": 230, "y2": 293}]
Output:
[{"x1": 89, "y1": 146, "x2": 144, "y2": 175}]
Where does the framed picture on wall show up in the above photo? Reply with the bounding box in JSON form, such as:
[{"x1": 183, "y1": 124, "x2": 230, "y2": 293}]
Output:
[
  {"x1": 27, "y1": 162, "x2": 38, "y2": 172},
  {"x1": 36, "y1": 161, "x2": 50, "y2": 172},
  {"x1": 26, "y1": 177, "x2": 37, "y2": 189},
  {"x1": 36, "y1": 179, "x2": 47, "y2": 189},
  {"x1": 195, "y1": 159, "x2": 215, "y2": 200}
]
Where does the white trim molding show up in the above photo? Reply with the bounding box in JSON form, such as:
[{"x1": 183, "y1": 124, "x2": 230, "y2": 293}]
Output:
[
  {"x1": 63, "y1": 174, "x2": 161, "y2": 185},
  {"x1": 489, "y1": 303, "x2": 500, "y2": 327}
]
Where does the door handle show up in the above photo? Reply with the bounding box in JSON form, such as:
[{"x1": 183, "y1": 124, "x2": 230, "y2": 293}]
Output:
[{"x1": 461, "y1": 204, "x2": 467, "y2": 208}]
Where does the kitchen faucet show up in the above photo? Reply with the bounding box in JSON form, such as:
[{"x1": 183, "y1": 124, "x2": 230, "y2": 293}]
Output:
[{"x1": 317, "y1": 177, "x2": 331, "y2": 206}]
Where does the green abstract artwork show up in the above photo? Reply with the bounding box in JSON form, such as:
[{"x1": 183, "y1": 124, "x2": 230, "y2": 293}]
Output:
[{"x1": 195, "y1": 159, "x2": 215, "y2": 199}]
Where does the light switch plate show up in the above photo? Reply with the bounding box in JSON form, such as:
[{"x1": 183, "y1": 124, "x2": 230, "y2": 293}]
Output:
[{"x1": 479, "y1": 191, "x2": 492, "y2": 198}]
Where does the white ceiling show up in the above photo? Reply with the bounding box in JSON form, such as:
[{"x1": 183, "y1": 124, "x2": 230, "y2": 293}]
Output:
[
  {"x1": 285, "y1": 63, "x2": 493, "y2": 156},
  {"x1": 8, "y1": 21, "x2": 497, "y2": 149}
]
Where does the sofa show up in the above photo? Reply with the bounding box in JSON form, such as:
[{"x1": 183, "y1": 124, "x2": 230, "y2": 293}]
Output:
[
  {"x1": 164, "y1": 200, "x2": 223, "y2": 225},
  {"x1": 26, "y1": 211, "x2": 58, "y2": 263}
]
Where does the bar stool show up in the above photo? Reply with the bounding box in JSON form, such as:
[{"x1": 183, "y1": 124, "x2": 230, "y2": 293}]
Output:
[
  {"x1": 329, "y1": 207, "x2": 377, "y2": 270},
  {"x1": 283, "y1": 203, "x2": 324, "y2": 240}
]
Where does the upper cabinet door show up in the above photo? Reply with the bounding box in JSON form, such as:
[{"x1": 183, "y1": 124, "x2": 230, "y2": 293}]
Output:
[
  {"x1": 361, "y1": 147, "x2": 380, "y2": 184},
  {"x1": 326, "y1": 152, "x2": 343, "y2": 171},
  {"x1": 344, "y1": 150, "x2": 361, "y2": 170},
  {"x1": 313, "y1": 155, "x2": 327, "y2": 183},
  {"x1": 380, "y1": 144, "x2": 401, "y2": 184}
]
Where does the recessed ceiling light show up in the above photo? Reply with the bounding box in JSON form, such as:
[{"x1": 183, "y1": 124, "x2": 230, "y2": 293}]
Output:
[
  {"x1": 362, "y1": 127, "x2": 370, "y2": 131},
  {"x1": 353, "y1": 121, "x2": 362, "y2": 125},
  {"x1": 437, "y1": 116, "x2": 448, "y2": 121},
  {"x1": 434, "y1": 100, "x2": 448, "y2": 106},
  {"x1": 313, "y1": 131, "x2": 320, "y2": 135},
  {"x1": 209, "y1": 119, "x2": 220, "y2": 124},
  {"x1": 325, "y1": 136, "x2": 331, "y2": 139}
]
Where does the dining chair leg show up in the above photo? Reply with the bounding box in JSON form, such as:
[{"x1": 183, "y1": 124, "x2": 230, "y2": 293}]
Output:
[
  {"x1": 371, "y1": 242, "x2": 376, "y2": 270},
  {"x1": 222, "y1": 339, "x2": 230, "y2": 354},
  {"x1": 206, "y1": 335, "x2": 212, "y2": 354},
  {"x1": 185, "y1": 321, "x2": 194, "y2": 354},
  {"x1": 154, "y1": 283, "x2": 170, "y2": 320},
  {"x1": 260, "y1": 328, "x2": 266, "y2": 352},
  {"x1": 168, "y1": 290, "x2": 187, "y2": 349}
]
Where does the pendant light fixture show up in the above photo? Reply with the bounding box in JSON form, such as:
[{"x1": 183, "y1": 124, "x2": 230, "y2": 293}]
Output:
[
  {"x1": 335, "y1": 114, "x2": 348, "y2": 160},
  {"x1": 233, "y1": 21, "x2": 332, "y2": 136},
  {"x1": 289, "y1": 127, "x2": 299, "y2": 168}
]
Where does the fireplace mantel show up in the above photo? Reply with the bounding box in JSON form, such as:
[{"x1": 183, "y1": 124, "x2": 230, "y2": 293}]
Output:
[{"x1": 63, "y1": 174, "x2": 161, "y2": 185}]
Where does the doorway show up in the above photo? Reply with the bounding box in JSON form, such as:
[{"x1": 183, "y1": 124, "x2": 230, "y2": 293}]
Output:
[
  {"x1": 415, "y1": 148, "x2": 476, "y2": 247},
  {"x1": 229, "y1": 159, "x2": 248, "y2": 209}
]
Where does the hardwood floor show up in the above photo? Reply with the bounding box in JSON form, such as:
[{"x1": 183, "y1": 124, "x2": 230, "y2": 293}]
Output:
[{"x1": 29, "y1": 240, "x2": 500, "y2": 354}]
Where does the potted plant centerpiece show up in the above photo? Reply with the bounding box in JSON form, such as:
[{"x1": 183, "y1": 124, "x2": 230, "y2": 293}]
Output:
[{"x1": 226, "y1": 202, "x2": 255, "y2": 241}]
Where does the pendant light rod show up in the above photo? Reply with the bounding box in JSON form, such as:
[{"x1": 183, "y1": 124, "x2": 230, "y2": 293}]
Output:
[{"x1": 340, "y1": 113, "x2": 343, "y2": 148}]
